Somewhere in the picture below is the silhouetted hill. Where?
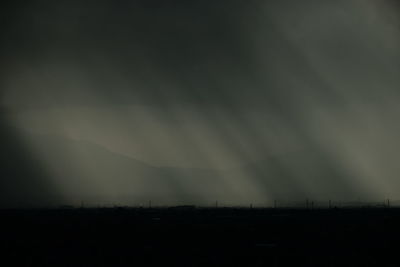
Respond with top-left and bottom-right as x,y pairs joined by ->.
7,131 -> 381,207
0,121 -> 62,207
24,133 -> 170,205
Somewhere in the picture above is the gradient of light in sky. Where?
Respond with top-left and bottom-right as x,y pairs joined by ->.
0,0 -> 399,207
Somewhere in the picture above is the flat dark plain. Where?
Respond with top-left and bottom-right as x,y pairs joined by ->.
1,207 -> 399,267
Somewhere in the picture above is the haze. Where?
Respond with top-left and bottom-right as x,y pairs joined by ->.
1,0 -> 399,207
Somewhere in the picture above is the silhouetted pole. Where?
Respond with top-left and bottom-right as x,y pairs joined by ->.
387,198 -> 390,208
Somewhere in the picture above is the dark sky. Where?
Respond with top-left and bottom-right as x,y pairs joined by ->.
1,0 -> 400,207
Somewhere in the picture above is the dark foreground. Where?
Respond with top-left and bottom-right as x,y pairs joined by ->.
1,207 -> 399,267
